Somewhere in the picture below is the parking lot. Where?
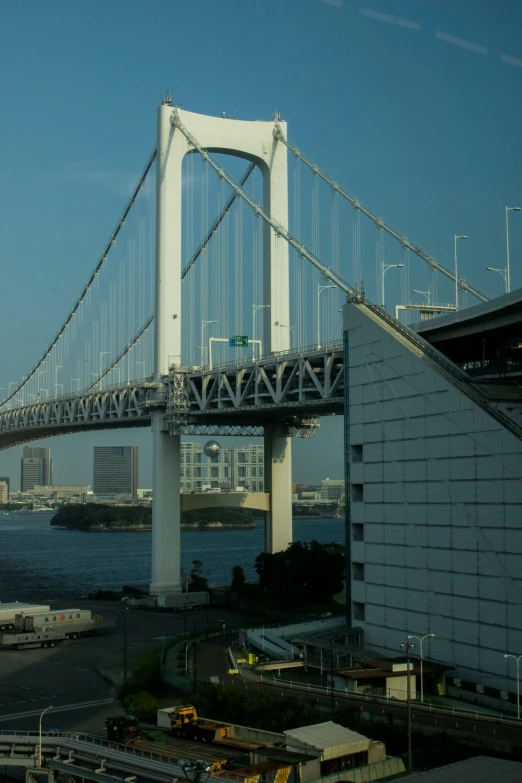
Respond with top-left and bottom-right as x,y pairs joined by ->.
0,600 -> 248,735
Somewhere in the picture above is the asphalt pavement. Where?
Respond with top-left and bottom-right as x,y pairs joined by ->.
0,600 -> 249,736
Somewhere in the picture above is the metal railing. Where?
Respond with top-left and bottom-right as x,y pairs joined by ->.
250,671 -> 521,725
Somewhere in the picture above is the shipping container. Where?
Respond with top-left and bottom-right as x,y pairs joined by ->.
15,609 -> 91,631
0,604 -> 50,630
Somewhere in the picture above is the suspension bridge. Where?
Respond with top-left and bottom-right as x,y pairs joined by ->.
0,100 -> 491,597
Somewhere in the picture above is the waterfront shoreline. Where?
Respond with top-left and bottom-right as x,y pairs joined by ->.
52,522 -> 257,532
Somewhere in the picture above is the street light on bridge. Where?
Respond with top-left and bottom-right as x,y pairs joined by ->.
454,235 -> 468,311
200,320 -> 217,366
317,284 -> 335,349
486,266 -> 508,293
252,304 -> 270,359
505,206 -> 521,293
381,264 -> 403,308
99,352 -> 112,391
411,289 -> 431,306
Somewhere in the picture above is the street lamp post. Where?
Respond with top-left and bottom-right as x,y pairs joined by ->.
134,360 -> 145,378
381,264 -> 404,308
486,267 -> 508,293
506,206 -> 521,293
54,365 -> 65,396
408,633 -> 435,703
400,639 -> 415,771
111,366 -> 121,384
200,320 -> 217,366
99,352 -> 112,391
124,602 -> 129,685
252,304 -> 270,359
38,704 -> 54,767
454,235 -> 468,311
71,377 -> 80,392
317,284 -> 336,349
504,653 -> 522,720
411,289 -> 431,306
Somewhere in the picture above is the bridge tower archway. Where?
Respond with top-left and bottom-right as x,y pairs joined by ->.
151,103 -> 292,595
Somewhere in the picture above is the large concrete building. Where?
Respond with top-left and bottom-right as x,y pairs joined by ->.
180,441 -> 264,492
20,447 -> 52,491
0,481 -> 8,503
0,476 -> 10,497
93,446 -> 139,499
343,291 -> 522,691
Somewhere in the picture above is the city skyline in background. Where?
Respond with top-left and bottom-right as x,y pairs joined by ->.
0,441 -> 344,493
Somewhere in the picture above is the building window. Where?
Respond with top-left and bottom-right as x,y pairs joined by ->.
351,484 -> 364,502
353,562 -> 365,582
351,444 -> 363,463
353,602 -> 366,621
352,523 -> 364,542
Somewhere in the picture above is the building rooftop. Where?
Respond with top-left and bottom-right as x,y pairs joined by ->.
284,721 -> 369,755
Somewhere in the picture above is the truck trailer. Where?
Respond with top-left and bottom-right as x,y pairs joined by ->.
1,613 -> 115,648
14,609 -> 92,632
0,603 -> 50,631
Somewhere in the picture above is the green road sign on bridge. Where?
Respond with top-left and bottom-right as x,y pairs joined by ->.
229,336 -> 249,347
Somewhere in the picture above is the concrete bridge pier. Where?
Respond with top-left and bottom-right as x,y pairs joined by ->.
264,424 -> 293,553
150,419 -> 181,594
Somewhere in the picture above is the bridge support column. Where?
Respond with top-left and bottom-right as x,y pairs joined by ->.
264,425 -> 292,553
150,415 -> 181,594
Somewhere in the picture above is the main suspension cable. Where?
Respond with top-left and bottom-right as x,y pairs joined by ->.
274,126 -> 489,304
1,148 -> 158,408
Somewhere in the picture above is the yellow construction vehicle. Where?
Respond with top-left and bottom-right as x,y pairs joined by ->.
169,706 -> 266,751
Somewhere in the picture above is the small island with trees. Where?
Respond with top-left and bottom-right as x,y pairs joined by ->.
50,503 -> 256,532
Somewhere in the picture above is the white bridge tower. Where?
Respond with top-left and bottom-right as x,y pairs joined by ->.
150,103 -> 292,595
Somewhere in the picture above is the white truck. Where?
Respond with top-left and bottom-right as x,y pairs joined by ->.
125,592 -> 209,610
0,603 -> 50,631
1,610 -> 115,649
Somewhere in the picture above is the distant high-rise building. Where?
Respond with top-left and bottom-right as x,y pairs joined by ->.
180,442 -> 203,490
93,447 -> 139,499
233,444 -> 264,492
0,476 -> 10,497
180,441 -> 264,492
21,448 -> 52,492
320,478 -> 344,501
0,481 -> 8,503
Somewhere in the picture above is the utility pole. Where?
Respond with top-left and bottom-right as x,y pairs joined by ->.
400,639 -> 415,771
123,602 -> 129,685
193,618 -> 197,690
330,639 -> 335,718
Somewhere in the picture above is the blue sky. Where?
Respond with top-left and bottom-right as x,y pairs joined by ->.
0,0 -> 521,489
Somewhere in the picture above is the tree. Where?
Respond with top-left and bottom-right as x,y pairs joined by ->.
255,541 -> 344,607
231,565 -> 246,595
189,559 -> 208,591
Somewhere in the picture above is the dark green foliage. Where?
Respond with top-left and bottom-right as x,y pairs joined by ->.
122,691 -> 162,722
231,565 -> 246,595
192,683 -> 319,733
255,540 -> 344,607
182,508 -> 255,527
189,559 -> 208,591
51,503 -> 150,530
50,504 -> 254,530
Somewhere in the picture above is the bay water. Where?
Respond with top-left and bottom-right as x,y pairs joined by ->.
0,512 -> 344,602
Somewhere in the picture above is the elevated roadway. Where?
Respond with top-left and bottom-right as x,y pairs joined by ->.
0,343 -> 344,449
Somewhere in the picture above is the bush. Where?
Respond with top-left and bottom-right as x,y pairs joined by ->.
122,691 -> 162,722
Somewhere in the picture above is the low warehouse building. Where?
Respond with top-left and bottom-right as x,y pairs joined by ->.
283,722 -> 400,781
